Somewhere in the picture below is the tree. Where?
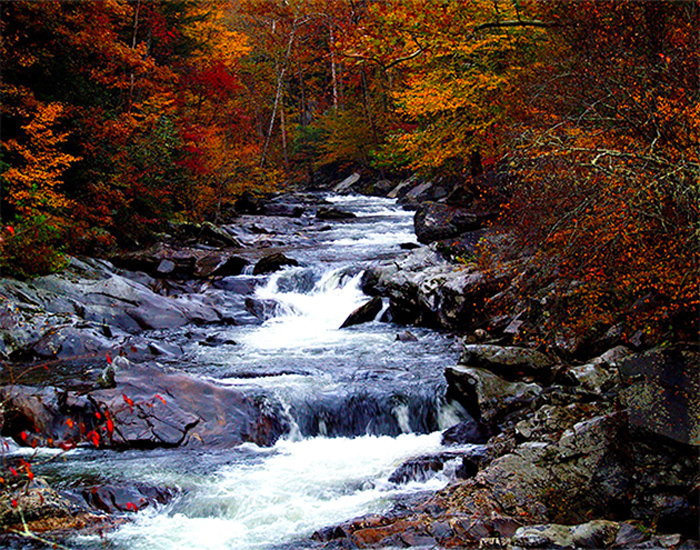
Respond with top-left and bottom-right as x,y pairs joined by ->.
492,1 -> 699,346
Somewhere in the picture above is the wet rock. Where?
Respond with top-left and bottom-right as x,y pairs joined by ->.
395,330 -> 417,342
316,207 -> 357,220
388,455 -> 445,484
0,385 -> 100,447
245,297 -> 283,321
194,254 -> 248,278
82,483 -> 176,514
340,297 -> 383,328
263,203 -> 305,217
2,364 -> 289,450
89,364 -> 289,449
441,418 -> 494,445
252,252 -> 299,275
113,243 -> 246,279
413,202 -> 481,244
445,365 -> 542,423
618,345 -> 700,447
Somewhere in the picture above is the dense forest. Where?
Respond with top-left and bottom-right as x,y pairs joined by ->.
1,0 -> 698,343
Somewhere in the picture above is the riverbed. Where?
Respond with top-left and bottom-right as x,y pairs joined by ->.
28,195 -> 467,550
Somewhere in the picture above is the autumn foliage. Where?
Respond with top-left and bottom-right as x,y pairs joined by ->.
1,0 -> 696,344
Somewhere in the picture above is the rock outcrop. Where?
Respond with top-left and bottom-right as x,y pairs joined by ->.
0,363 -> 289,450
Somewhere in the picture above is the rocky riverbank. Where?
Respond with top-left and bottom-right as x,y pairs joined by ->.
0,176 -> 697,548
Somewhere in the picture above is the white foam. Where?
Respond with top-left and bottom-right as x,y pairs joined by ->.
89,432 -> 447,550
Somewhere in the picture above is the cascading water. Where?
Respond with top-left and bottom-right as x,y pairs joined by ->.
38,195 -> 468,550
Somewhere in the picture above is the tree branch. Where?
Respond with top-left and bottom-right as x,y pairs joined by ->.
473,19 -> 551,32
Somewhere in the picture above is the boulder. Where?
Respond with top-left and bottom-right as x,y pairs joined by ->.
316,207 -> 357,220
252,252 -> 299,275
82,483 -> 176,514
1,364 -> 289,450
263,203 -> 305,217
441,418 -> 494,445
459,344 -> 557,382
0,385 -> 101,447
445,365 -> 542,423
89,364 -> 289,449
388,455 -> 446,484
340,296 -> 383,328
414,202 -> 481,244
332,172 -> 361,194
169,221 -> 241,248
618,346 -> 699,447
112,243 -> 246,279
512,520 -> 619,549
244,297 -> 284,321
363,248 -> 507,332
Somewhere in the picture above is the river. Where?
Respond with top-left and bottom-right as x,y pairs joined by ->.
35,195 -> 467,550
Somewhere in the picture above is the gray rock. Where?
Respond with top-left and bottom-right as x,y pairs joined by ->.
618,346 -> 700,446
459,344 -> 557,381
340,297 -> 383,328
445,365 -> 542,423
332,172 -> 361,194
1,364 -> 289,450
414,202 -> 481,244
316,207 -> 357,220
252,252 -> 299,275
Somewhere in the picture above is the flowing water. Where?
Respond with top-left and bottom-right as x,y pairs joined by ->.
36,195 -> 467,549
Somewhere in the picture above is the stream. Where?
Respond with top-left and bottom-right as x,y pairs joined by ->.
34,195 -> 468,550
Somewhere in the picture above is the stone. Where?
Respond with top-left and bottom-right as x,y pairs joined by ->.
235,190 -> 264,214
340,296 -> 383,328
414,202 -> 481,244
1,364 -> 289,450
389,456 -> 445,484
618,346 -> 700,446
252,252 -> 299,275
395,330 -> 418,342
316,207 -> 357,220
82,483 -> 176,514
89,364 -> 289,449
441,418 -> 494,445
263,203 -> 305,217
459,344 -> 557,382
445,365 -> 542,423
333,172 -> 361,194
0,477 -> 102,534
244,297 -> 283,321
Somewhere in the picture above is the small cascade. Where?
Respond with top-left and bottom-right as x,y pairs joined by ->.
56,194 -> 463,550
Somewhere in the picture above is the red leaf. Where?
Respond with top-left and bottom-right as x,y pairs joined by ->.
122,394 -> 134,407
106,353 -> 112,364
5,226 -> 14,237
11,499 -> 17,508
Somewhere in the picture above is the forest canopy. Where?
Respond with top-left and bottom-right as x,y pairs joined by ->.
1,0 -> 697,341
